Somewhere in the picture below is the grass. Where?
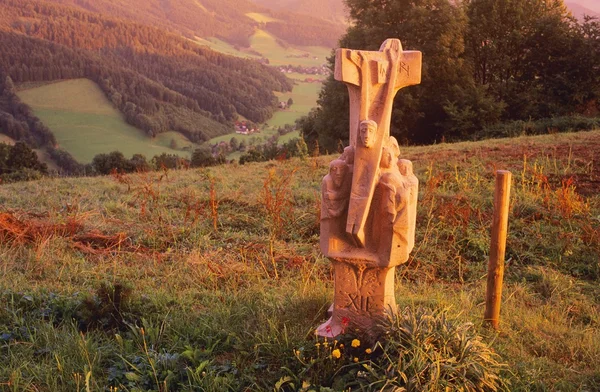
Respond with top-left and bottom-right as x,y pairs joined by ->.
17,79 -> 194,163
193,37 -> 262,60
0,129 -> 598,390
249,29 -> 330,67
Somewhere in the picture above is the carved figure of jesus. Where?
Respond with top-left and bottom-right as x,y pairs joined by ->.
360,120 -> 377,149
318,39 -> 421,338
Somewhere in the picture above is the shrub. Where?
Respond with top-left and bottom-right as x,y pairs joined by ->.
280,307 -> 507,391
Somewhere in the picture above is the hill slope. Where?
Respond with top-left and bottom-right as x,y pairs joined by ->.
252,0 -> 349,25
41,0 -> 345,47
0,129 -> 598,389
0,0 -> 298,169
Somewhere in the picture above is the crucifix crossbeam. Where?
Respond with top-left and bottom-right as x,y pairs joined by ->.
334,39 -> 422,247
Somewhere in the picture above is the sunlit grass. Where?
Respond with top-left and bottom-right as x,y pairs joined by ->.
0,130 -> 598,390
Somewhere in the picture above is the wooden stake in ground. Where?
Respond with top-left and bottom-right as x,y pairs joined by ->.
485,170 -> 512,329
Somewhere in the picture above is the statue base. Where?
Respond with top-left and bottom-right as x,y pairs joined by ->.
316,259 -> 397,338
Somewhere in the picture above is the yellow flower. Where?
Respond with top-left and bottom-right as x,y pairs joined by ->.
331,349 -> 341,359
351,339 -> 361,348
365,348 -> 372,354
323,340 -> 329,348
315,342 -> 321,347
353,357 -> 359,363
339,344 -> 344,348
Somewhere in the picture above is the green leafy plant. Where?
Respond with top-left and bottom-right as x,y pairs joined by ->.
282,307 -> 507,391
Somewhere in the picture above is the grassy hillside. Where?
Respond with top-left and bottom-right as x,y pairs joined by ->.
41,0 -> 343,48
250,29 -> 331,67
17,79 -> 193,163
251,0 -> 348,25
193,37 -> 262,59
0,130 -> 598,390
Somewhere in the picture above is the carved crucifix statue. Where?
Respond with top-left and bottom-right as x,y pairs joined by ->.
318,39 -> 421,338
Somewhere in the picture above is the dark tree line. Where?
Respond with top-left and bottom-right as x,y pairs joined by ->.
300,0 -> 600,150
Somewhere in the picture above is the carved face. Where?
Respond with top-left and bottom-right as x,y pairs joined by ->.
380,148 -> 393,169
330,160 -> 347,188
360,121 -> 376,148
398,159 -> 413,176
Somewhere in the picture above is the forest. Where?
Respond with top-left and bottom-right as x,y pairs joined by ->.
0,0 -> 294,162
299,0 -> 600,151
32,0 -> 344,48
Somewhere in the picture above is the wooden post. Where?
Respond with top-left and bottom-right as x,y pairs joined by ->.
484,170 -> 512,329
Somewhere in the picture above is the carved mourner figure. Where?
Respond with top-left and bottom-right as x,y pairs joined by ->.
317,39 -> 422,338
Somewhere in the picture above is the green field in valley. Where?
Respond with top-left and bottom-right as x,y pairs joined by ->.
17,79 -> 194,163
194,37 -> 262,60
249,29 -> 330,67
216,25 -> 331,150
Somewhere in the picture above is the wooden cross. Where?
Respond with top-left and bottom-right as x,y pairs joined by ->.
335,39 -> 422,247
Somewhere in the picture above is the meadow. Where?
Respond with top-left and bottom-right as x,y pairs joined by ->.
0,130 -> 598,390
17,80 -> 194,163
249,29 -> 331,68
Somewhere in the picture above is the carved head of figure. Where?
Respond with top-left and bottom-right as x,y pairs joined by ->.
329,159 -> 348,189
341,145 -> 355,165
388,136 -> 400,158
380,146 -> 395,169
398,159 -> 413,176
359,120 -> 377,148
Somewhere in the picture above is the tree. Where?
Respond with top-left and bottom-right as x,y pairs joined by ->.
463,0 -> 580,119
0,143 -> 11,174
229,137 -> 239,151
287,98 -> 294,107
130,154 -> 150,172
92,151 -> 132,174
304,0 -> 484,149
190,146 -> 215,167
6,141 -> 47,174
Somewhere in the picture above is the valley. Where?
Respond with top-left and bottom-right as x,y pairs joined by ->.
0,0 -> 337,168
